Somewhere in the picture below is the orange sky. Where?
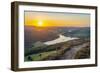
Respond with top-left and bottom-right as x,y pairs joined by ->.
25,11 -> 90,27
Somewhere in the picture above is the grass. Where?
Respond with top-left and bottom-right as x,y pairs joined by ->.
25,45 -> 71,61
25,51 -> 57,61
25,39 -> 90,61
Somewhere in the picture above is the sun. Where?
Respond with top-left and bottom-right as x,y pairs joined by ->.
37,21 -> 43,27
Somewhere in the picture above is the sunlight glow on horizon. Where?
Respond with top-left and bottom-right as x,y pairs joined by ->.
25,11 -> 90,27
37,20 -> 43,27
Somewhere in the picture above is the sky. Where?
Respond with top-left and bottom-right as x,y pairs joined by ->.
25,11 -> 90,27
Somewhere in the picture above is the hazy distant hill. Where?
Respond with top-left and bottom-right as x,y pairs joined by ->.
61,27 -> 90,38
24,26 -> 90,49
24,26 -> 59,48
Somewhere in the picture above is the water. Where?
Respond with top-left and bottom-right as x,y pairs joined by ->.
44,34 -> 78,45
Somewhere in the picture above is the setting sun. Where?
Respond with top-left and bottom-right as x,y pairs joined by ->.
37,21 -> 43,27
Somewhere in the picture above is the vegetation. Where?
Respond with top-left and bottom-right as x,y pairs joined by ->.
24,39 -> 90,61
24,26 -> 90,61
25,51 -> 56,61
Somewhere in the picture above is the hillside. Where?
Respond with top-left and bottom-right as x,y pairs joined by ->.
24,26 -> 90,49
25,38 -> 90,61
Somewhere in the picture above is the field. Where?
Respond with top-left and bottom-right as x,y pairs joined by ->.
25,38 -> 90,61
